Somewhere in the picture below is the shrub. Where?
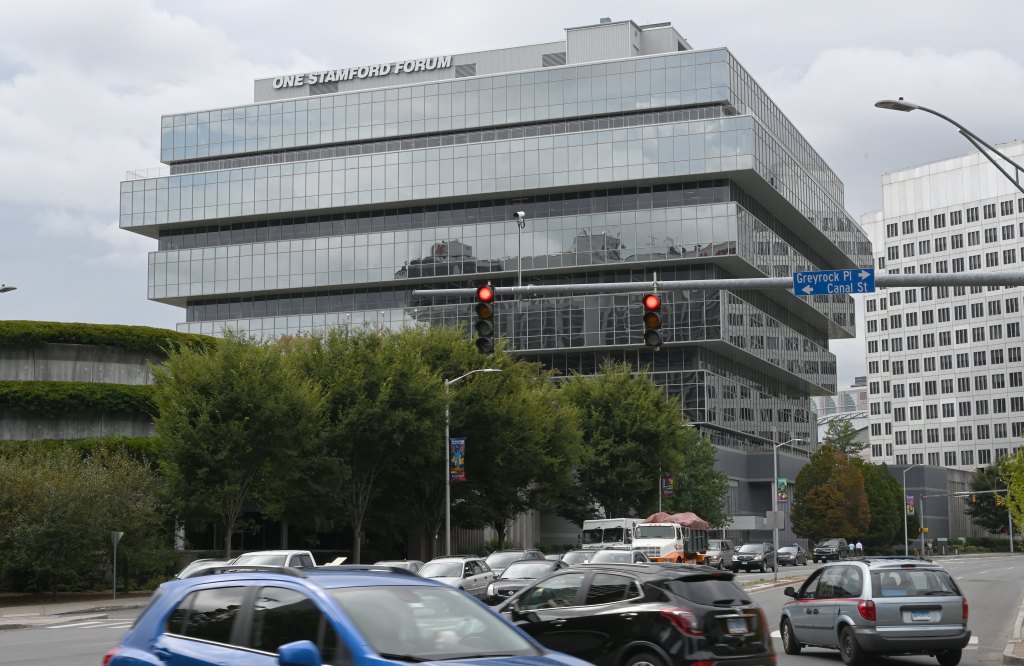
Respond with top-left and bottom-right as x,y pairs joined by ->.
0,321 -> 214,355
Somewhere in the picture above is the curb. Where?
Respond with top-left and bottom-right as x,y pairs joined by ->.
0,612 -> 107,632
1005,598 -> 1024,665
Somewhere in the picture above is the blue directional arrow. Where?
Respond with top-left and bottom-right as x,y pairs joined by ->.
793,268 -> 875,296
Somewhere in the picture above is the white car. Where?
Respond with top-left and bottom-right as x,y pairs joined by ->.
231,549 -> 316,568
418,556 -> 495,598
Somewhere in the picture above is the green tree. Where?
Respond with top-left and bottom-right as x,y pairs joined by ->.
288,328 -> 446,562
0,447 -> 171,594
792,445 -> 870,541
662,431 -> 731,528
822,418 -> 867,458
152,333 -> 326,556
450,356 -> 582,548
560,361 -> 701,519
1002,451 -> 1024,542
852,460 -> 904,549
964,464 -> 1010,534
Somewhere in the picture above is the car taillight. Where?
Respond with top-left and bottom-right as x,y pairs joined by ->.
756,606 -> 768,632
962,597 -> 969,621
660,607 -> 703,636
857,599 -> 876,622
102,647 -> 120,666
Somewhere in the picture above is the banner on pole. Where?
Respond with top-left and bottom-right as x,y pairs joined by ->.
450,437 -> 466,483
905,495 -> 915,516
661,473 -> 674,498
776,478 -> 789,504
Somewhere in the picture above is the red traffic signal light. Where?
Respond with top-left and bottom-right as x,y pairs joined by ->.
475,283 -> 495,354
642,293 -> 663,348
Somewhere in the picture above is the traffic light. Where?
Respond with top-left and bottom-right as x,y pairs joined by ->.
971,494 -> 977,503
642,293 -> 663,348
475,283 -> 495,354
995,494 -> 1004,507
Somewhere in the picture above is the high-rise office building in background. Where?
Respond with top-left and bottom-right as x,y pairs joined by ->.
862,141 -> 1024,470
119,19 -> 870,468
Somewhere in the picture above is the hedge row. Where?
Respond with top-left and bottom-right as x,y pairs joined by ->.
0,321 -> 214,355
0,380 -> 157,417
0,435 -> 161,458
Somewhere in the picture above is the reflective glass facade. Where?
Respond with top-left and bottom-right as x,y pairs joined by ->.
121,23 -> 870,452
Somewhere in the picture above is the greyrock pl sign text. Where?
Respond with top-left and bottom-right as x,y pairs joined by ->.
273,55 -> 453,89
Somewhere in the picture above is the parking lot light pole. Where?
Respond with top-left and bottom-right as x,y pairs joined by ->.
444,368 -> 502,556
903,464 -> 924,556
773,439 -> 806,582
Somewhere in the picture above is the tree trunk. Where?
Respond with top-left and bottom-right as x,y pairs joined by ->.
224,520 -> 234,559
492,521 -> 506,549
353,521 -> 363,563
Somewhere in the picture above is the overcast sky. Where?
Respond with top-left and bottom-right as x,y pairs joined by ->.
2,0 -> 1023,387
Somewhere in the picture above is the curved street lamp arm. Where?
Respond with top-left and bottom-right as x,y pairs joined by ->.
957,130 -> 1024,197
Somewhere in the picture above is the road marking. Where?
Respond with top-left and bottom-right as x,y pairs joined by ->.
46,620 -> 107,629
46,620 -> 133,630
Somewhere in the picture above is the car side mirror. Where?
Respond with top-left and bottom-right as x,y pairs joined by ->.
278,640 -> 321,666
783,586 -> 798,599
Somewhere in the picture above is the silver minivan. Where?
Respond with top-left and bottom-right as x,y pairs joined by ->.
704,539 -> 735,570
780,557 -> 969,666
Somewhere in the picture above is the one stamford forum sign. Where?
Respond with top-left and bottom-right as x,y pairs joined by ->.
273,55 -> 453,89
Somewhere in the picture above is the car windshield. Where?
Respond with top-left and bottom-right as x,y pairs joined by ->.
663,577 -> 751,606
486,552 -> 527,569
590,550 -> 633,563
778,547 -> 797,554
561,551 -> 594,565
500,561 -> 554,580
331,585 -> 539,660
233,553 -> 287,566
819,540 -> 841,548
873,568 -> 960,597
737,544 -> 764,553
634,525 -> 675,539
175,560 -> 225,578
377,561 -> 417,571
419,561 -> 463,578
707,540 -> 724,551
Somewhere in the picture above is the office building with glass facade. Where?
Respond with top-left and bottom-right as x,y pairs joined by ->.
862,140 -> 1024,470
120,19 -> 869,476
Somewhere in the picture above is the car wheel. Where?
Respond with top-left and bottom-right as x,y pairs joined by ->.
716,559 -> 724,570
732,565 -> 740,573
936,649 -> 962,666
781,618 -> 801,655
621,651 -> 665,666
759,561 -> 766,573
839,626 -> 865,665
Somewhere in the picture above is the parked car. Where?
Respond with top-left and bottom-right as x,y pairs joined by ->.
231,549 -> 317,568
558,549 -> 595,565
103,566 -> 592,666
486,559 -> 567,605
172,558 -> 229,580
780,556 -> 969,665
485,549 -> 546,576
497,563 -> 775,666
733,543 -> 776,573
373,559 -> 425,574
777,545 -> 807,566
589,548 -> 650,564
419,555 -> 495,598
812,538 -> 848,563
704,539 -> 735,570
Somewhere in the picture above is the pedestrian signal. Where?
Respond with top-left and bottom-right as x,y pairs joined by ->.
642,293 -> 663,348
475,284 -> 495,354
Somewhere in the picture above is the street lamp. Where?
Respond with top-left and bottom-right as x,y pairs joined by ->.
772,438 -> 807,582
444,368 -> 502,556
903,464 -> 925,556
514,212 -> 526,296
875,98 -> 1024,196
0,284 -> 15,293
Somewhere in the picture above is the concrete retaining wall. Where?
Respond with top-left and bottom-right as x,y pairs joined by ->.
0,413 -> 155,440
0,343 -> 162,385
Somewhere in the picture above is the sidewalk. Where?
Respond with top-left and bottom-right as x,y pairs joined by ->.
1006,596 -> 1024,665
0,593 -> 150,631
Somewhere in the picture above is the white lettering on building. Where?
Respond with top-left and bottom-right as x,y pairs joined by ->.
272,55 -> 454,89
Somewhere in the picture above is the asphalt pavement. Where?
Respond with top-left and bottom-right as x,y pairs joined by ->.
1,555 -> 1021,663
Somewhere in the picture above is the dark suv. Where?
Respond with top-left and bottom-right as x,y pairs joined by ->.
499,563 -> 775,666
813,538 -> 848,563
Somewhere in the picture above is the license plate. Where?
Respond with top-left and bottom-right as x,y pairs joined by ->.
911,610 -> 931,621
727,618 -> 747,634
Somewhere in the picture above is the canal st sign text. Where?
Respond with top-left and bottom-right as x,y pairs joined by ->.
793,268 -> 876,296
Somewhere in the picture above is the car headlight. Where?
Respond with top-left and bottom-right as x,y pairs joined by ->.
753,555 -> 762,560
487,584 -> 494,596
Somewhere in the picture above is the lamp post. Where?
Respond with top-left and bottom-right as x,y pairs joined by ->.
772,438 -> 807,582
903,464 -> 924,556
444,368 -> 502,556
0,284 -> 15,293
875,98 -> 1024,196
514,212 -> 526,296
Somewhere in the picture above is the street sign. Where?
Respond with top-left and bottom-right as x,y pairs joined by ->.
793,268 -> 875,296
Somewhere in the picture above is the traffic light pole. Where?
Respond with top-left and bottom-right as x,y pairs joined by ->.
413,271 -> 1024,300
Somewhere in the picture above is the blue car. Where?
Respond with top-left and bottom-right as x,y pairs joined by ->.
103,565 -> 591,666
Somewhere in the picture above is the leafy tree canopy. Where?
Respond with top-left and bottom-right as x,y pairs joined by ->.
792,444 -> 870,542
852,460 -> 903,549
822,418 -> 867,458
964,464 -> 1010,534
